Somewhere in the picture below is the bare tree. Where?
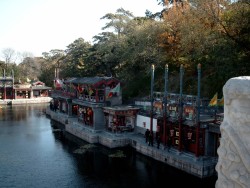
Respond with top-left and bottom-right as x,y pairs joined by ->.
1,48 -> 16,69
18,51 -> 34,64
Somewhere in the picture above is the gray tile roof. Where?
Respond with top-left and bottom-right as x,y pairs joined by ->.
64,76 -> 119,85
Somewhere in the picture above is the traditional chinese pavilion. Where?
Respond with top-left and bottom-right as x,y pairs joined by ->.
14,81 -> 51,99
0,70 -> 14,99
51,76 -> 134,131
135,92 -> 222,158
103,105 -> 140,132
0,69 -> 51,100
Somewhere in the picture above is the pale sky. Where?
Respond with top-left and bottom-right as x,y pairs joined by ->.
0,0 -> 162,60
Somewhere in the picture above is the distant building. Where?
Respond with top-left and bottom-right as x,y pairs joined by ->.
0,69 -> 51,100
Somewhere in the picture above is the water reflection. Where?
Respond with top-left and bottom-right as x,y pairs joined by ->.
0,104 -> 217,188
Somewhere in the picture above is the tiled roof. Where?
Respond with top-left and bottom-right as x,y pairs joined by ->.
73,77 -> 105,84
31,86 -> 52,90
64,76 -> 119,85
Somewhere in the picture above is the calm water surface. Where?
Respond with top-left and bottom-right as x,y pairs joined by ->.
0,104 -> 217,188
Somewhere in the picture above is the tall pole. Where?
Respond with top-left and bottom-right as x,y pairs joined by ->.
196,63 -> 201,157
150,64 -> 155,134
12,69 -> 14,99
54,68 -> 57,79
3,69 -> 6,100
163,64 -> 168,146
178,64 -> 184,152
12,69 -> 14,83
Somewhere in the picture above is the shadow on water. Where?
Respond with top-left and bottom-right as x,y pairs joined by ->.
51,121 -> 217,188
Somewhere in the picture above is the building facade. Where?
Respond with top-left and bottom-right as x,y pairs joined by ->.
0,70 -> 51,101
50,76 -> 139,132
134,92 -> 223,158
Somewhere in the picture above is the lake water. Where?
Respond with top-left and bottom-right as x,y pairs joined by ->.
0,104 -> 217,188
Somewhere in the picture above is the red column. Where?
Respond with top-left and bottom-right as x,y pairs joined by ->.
163,114 -> 167,146
195,123 -> 200,157
178,123 -> 182,151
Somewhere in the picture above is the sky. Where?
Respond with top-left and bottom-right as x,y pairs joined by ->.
0,0 -> 163,60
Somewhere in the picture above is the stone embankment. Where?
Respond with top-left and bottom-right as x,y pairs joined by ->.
46,107 -> 217,179
0,97 -> 52,105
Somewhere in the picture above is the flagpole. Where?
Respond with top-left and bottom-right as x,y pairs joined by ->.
178,64 -> 184,152
150,64 -> 155,134
163,64 -> 168,146
196,63 -> 201,157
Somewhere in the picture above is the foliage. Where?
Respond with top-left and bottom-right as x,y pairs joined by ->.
2,1 -> 249,101
61,38 -> 92,78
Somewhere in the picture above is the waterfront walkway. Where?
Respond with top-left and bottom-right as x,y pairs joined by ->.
46,108 -> 218,179
0,98 -> 52,105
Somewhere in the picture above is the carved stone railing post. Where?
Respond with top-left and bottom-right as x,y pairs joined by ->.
216,76 -> 250,188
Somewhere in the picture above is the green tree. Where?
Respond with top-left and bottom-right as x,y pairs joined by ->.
62,38 -> 91,78
39,49 -> 65,86
28,0 -> 250,101
101,8 -> 134,38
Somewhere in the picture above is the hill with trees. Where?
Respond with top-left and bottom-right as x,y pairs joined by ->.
1,0 -> 249,102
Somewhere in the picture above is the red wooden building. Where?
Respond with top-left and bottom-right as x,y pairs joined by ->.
135,92 -> 222,158
0,70 -> 51,100
0,69 -> 14,99
51,76 -> 130,131
14,81 -> 51,99
103,106 -> 140,132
